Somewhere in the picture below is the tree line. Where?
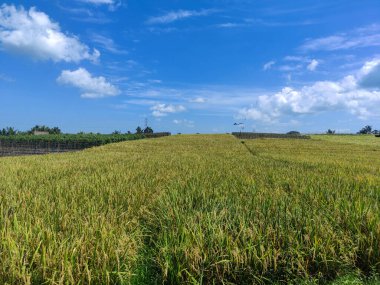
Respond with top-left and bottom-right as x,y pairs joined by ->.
326,125 -> 379,135
1,125 -> 155,136
0,125 -> 62,136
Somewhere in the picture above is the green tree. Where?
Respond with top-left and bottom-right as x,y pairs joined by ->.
136,126 -> 143,134
0,127 -> 17,136
50,127 -> 62,134
358,125 -> 372,134
143,126 -> 153,134
326,129 -> 335,134
287,131 -> 300,136
29,125 -> 61,134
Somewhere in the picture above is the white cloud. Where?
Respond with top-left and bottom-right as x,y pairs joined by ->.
0,4 -> 99,62
283,56 -> 308,62
273,56 -> 320,72
263,60 -> 275,71
238,59 -> 380,122
146,9 -> 215,25
173,119 -> 194,128
151,103 -> 186,117
189,97 -> 206,103
238,108 -> 272,122
124,99 -> 158,105
57,68 -> 120,98
300,24 -> 380,51
307,59 -> 319,71
278,64 -> 302,72
358,59 -> 380,89
216,22 -> 247,29
77,0 -> 121,10
148,79 -> 162,84
79,0 -> 115,4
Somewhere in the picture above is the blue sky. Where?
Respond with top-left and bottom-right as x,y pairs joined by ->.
0,0 -> 380,134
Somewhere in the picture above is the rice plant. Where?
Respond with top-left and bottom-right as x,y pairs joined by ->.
0,135 -> 379,284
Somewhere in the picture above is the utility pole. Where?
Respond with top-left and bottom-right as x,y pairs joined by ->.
233,122 -> 244,135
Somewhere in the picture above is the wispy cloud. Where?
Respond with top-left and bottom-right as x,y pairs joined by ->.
148,79 -> 162,84
0,4 -> 99,62
57,68 -> 120,98
59,3 -> 115,23
259,4 -> 328,16
146,27 -> 178,34
263,61 -> 276,71
254,19 -> 317,27
121,85 -> 267,113
91,34 -> 127,54
124,99 -> 158,106
215,22 -> 248,29
307,59 -> 319,71
76,0 -> 121,11
284,56 -> 308,62
151,103 -> 186,117
173,119 -> 194,128
79,0 -> 115,4
278,64 -> 303,72
267,56 -> 320,73
146,9 -> 216,25
300,24 -> 380,51
215,18 -> 316,30
0,73 -> 14,82
189,97 -> 206,103
57,5 -> 93,17
72,15 -> 113,24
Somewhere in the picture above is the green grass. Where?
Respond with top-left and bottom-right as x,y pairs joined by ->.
0,135 -> 379,284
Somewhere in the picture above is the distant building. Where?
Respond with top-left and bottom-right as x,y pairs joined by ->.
33,131 -> 49,136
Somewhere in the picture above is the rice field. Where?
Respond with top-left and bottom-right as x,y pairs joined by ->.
312,134 -> 380,147
0,134 -> 379,284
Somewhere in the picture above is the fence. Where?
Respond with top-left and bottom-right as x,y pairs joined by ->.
0,145 -> 75,156
144,132 -> 171,138
0,140 -> 106,156
232,132 -> 310,139
0,132 -> 171,157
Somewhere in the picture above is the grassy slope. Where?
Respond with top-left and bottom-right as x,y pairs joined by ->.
0,135 -> 379,284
